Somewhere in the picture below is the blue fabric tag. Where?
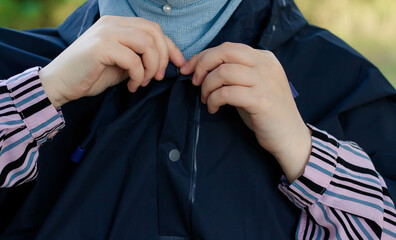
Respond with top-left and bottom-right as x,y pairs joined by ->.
289,82 -> 298,98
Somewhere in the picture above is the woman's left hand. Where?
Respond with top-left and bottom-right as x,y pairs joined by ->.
180,42 -> 312,182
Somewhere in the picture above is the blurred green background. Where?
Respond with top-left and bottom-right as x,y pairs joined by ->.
0,0 -> 395,87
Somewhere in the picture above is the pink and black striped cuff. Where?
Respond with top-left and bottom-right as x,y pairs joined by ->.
5,67 -> 65,144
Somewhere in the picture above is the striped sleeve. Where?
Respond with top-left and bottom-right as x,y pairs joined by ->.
0,67 -> 65,188
279,125 -> 396,240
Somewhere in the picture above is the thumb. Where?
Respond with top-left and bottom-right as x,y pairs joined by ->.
179,51 -> 202,75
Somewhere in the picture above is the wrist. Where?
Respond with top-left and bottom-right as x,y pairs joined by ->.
39,66 -> 69,108
275,123 -> 312,183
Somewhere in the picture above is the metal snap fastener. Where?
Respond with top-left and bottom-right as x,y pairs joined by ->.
169,149 -> 180,162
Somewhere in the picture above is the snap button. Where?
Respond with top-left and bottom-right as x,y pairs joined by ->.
169,149 -> 180,162
163,4 -> 172,13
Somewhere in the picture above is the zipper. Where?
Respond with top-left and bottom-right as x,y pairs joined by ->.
70,88 -> 116,163
265,0 -> 287,47
188,94 -> 201,234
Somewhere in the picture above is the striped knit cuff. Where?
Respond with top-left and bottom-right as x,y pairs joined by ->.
279,124 -> 339,208
5,67 -> 65,145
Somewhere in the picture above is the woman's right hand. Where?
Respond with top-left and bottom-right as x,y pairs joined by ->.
40,16 -> 186,108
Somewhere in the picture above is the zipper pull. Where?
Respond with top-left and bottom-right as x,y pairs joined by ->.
70,145 -> 86,163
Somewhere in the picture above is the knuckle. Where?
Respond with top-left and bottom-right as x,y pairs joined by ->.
97,16 -> 108,24
162,40 -> 170,56
197,52 -> 211,68
168,41 -> 177,52
160,57 -> 169,69
162,49 -> 170,62
145,62 -> 156,74
151,22 -> 162,32
217,65 -> 228,78
146,21 -> 163,37
201,91 -> 208,100
221,41 -> 233,49
144,35 -> 156,49
262,50 -> 276,59
241,44 -> 254,53
94,25 -> 112,39
131,56 -> 142,69
207,94 -> 215,105
98,15 -> 114,25
258,50 -> 279,66
94,23 -> 106,33
221,42 -> 250,51
219,87 -> 230,100
92,36 -> 108,50
194,59 -> 204,74
268,52 -> 277,60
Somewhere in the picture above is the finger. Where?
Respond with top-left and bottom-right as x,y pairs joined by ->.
111,17 -> 186,69
135,20 -> 169,81
141,44 -> 160,85
153,34 -> 169,81
88,66 -> 127,96
134,29 -> 184,81
121,29 -> 183,82
117,28 -> 160,86
101,17 -> 167,80
165,35 -> 186,67
206,86 -> 253,114
179,50 -> 204,76
105,43 -> 144,93
201,64 -> 254,103
98,17 -> 185,80
180,42 -> 256,85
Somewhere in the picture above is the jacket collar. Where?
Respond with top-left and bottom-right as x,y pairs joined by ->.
58,0 -> 307,50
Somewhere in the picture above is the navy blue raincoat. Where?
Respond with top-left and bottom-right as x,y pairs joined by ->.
0,0 -> 395,239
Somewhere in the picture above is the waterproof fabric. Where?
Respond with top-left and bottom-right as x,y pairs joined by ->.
0,0 -> 395,239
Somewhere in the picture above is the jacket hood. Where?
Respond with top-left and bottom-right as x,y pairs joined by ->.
58,0 -> 307,50
258,0 -> 307,50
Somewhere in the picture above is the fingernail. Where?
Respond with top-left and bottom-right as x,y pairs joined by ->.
192,75 -> 197,85
179,62 -> 187,71
133,87 -> 138,93
181,57 -> 187,66
144,76 -> 151,84
143,78 -> 150,86
159,69 -> 165,79
179,62 -> 187,72
209,107 -> 218,114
